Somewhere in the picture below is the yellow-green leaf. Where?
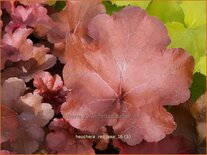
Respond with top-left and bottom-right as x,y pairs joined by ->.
111,0 -> 151,9
196,56 -> 206,75
147,0 -> 184,23
166,22 -> 206,74
181,1 -> 206,28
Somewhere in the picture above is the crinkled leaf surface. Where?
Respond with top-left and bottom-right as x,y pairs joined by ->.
1,77 -> 26,108
9,4 -> 52,38
46,118 -> 95,154
33,71 -> 68,114
11,5 -> 49,26
33,71 -> 63,93
1,78 -> 54,153
1,45 -> 57,83
62,7 -> 194,145
1,27 -> 33,69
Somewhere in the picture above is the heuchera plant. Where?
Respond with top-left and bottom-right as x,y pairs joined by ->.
1,0 -> 205,154
61,4 -> 194,145
1,78 -> 54,153
33,71 -> 68,114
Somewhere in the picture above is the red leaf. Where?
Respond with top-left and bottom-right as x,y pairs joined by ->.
113,135 -> 196,154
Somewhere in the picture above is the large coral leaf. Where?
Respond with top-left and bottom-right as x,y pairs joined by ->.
62,7 -> 194,145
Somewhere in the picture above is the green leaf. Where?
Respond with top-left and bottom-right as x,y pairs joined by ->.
147,0 -> 184,23
166,1 -> 206,75
181,1 -> 206,28
103,1 -> 124,15
190,72 -> 206,101
55,0 -> 66,11
111,0 -> 151,9
166,22 -> 206,71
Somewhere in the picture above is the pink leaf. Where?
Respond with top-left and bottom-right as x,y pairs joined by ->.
18,0 -> 47,6
10,4 -> 50,36
47,0 -> 105,43
1,27 -> 33,69
1,77 -> 26,108
0,150 -> 13,154
1,105 -> 19,144
44,0 -> 105,63
46,118 -> 95,154
34,71 -> 63,93
1,78 -> 54,153
33,71 -> 68,114
1,45 -> 57,83
62,7 -> 194,145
